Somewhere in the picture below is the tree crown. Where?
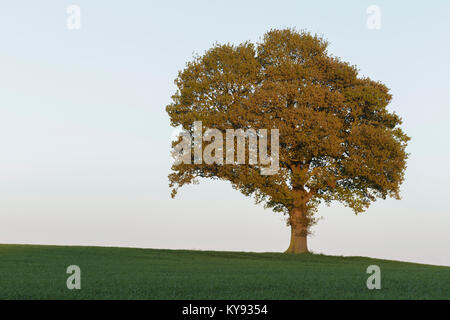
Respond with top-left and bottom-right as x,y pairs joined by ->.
166,28 -> 409,228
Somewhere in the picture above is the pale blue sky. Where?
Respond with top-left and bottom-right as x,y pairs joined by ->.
1,1 -> 449,266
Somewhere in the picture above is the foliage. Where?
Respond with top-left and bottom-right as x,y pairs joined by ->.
166,29 -> 409,231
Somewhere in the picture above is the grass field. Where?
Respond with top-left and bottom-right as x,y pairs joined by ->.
0,244 -> 448,299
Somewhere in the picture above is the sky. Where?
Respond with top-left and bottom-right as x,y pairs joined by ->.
0,1 -> 449,266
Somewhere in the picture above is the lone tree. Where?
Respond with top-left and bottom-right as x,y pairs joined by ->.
166,29 -> 409,253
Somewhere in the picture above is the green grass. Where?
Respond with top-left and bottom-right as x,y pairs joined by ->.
0,244 -> 448,299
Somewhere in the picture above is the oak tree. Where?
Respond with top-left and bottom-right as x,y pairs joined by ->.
166,29 -> 409,253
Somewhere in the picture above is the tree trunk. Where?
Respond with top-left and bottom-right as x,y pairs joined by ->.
285,207 -> 309,253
